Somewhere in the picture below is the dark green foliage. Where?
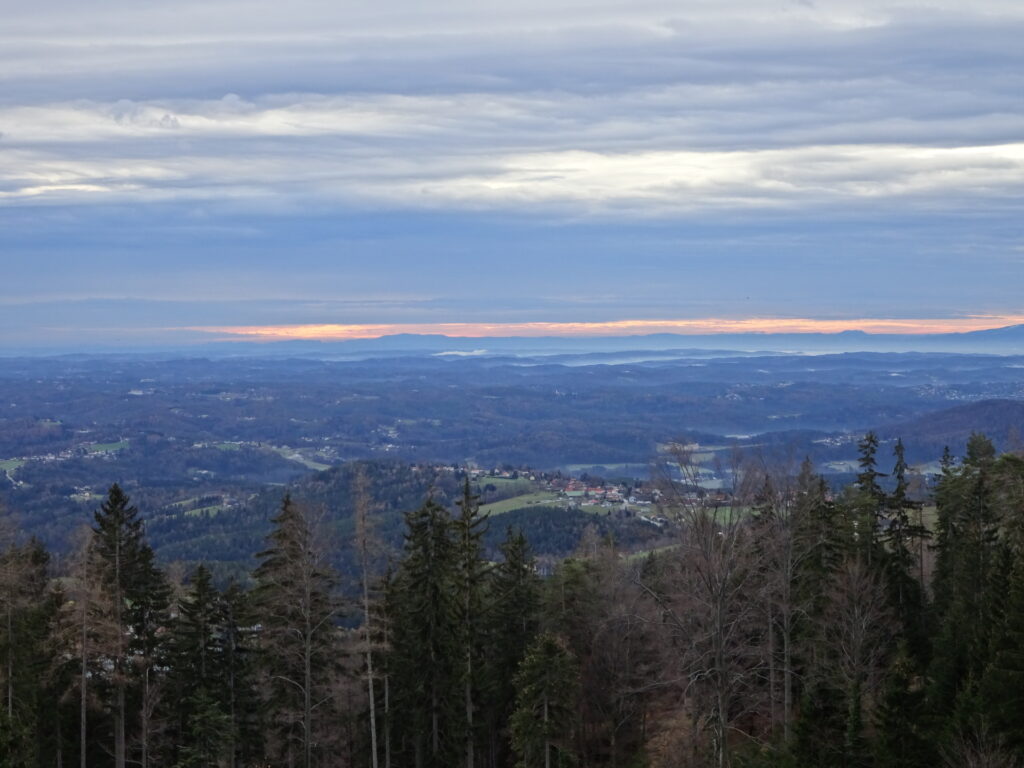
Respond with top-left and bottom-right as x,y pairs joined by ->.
91,483 -> 171,768
8,430 -> 1024,768
174,688 -> 232,768
388,497 -> 462,767
454,479 -> 490,767
791,678 -> 846,768
927,437 -> 1005,719
169,565 -> 231,766
873,644 -> 931,768
253,495 -> 340,768
977,551 -> 1024,758
483,528 -> 541,767
510,633 -> 579,768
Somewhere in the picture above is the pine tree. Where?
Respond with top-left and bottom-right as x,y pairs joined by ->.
389,496 -> 461,768
883,439 -> 929,665
976,550 -> 1024,758
254,495 -> 340,768
873,643 -> 931,768
854,432 -> 887,566
91,483 -> 167,768
0,523 -> 50,766
170,565 -> 229,766
174,688 -> 233,768
483,528 -> 540,768
221,582 -> 263,768
454,478 -> 489,768
510,633 -> 579,768
927,435 -> 1004,722
128,544 -> 171,768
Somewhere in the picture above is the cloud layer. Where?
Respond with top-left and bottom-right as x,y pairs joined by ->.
2,0 -> 1023,345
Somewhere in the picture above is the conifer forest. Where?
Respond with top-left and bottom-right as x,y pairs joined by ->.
1,432 -> 1023,768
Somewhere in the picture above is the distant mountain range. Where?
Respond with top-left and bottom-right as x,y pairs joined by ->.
6,324 -> 1024,359
193,324 -> 1024,358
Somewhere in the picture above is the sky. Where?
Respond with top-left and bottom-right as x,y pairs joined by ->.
2,0 -> 1023,349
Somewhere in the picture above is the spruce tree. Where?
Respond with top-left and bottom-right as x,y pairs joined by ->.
854,431 -> 887,566
927,435 -> 1005,738
454,478 -> 488,768
977,550 -> 1024,758
510,633 -> 579,768
883,439 -> 928,665
92,484 -> 166,768
221,582 -> 263,768
254,495 -> 340,768
170,565 -> 228,766
0,531 -> 50,766
484,528 -> 540,767
389,496 -> 461,768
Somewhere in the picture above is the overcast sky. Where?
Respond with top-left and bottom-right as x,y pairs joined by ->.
2,0 -> 1023,347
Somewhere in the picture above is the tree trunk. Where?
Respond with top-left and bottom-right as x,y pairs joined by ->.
114,524 -> 126,768
115,684 -> 126,768
305,629 -> 313,768
767,600 -> 777,737
6,602 -> 12,719
543,692 -> 550,768
228,632 -> 237,768
141,667 -> 150,768
80,629 -> 87,768
465,644 -> 474,768
362,563 -> 379,768
782,608 -> 793,745
384,671 -> 391,768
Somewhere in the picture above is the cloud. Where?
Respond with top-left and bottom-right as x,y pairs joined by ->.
1,0 -> 1022,343
194,314 -> 1024,341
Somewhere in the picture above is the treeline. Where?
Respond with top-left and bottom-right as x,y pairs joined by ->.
1,433 -> 1024,767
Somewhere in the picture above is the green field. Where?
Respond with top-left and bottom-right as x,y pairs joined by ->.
480,492 -> 563,516
216,442 -> 242,451
185,504 -> 224,518
87,440 -> 129,453
0,459 -> 26,473
270,446 -> 331,472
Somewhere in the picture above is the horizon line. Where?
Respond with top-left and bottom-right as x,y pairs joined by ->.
190,315 -> 1024,342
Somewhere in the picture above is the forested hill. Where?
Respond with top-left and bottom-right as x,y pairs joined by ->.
144,460 -> 663,583
875,398 -> 1024,458
3,433 -> 1024,767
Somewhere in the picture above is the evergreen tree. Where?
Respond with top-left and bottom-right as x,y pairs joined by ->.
0,530 -> 50,767
92,484 -> 167,768
254,495 -> 340,768
510,633 -> 579,768
127,544 -> 171,768
174,688 -> 233,768
484,528 -> 541,768
883,439 -> 929,665
873,643 -> 931,768
927,435 -> 1004,723
221,582 -> 264,768
170,565 -> 228,766
454,478 -> 489,768
977,550 -> 1024,758
854,432 -> 887,566
389,496 -> 461,768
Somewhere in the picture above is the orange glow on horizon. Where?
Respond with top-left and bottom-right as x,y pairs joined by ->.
189,315 -> 1024,342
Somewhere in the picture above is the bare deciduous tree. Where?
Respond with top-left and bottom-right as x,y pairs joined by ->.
821,558 -> 894,762
637,443 -> 767,768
